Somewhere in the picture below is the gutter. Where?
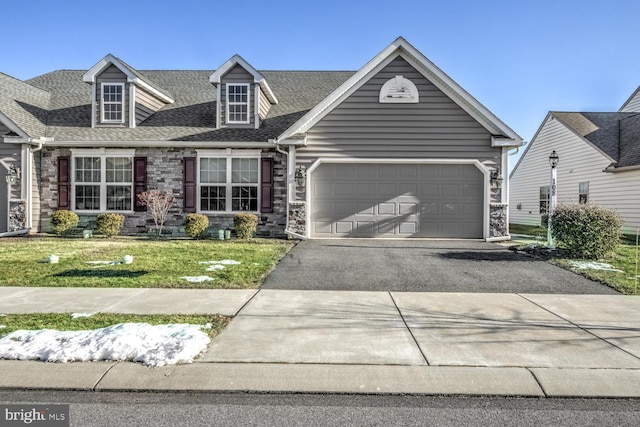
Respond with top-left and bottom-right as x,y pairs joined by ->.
603,164 -> 640,173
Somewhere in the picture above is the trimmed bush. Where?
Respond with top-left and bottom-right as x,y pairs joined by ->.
96,213 -> 125,238
234,213 -> 258,239
51,210 -> 79,236
184,213 -> 209,239
550,203 -> 622,259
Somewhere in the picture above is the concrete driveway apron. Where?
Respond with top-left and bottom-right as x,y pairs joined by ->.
261,240 -> 617,294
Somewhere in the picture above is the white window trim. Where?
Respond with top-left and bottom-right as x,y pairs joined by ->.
100,82 -> 125,124
70,149 -> 135,213
226,83 -> 251,124
196,149 -> 261,213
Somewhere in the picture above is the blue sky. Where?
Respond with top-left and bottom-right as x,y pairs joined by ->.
3,0 -> 639,167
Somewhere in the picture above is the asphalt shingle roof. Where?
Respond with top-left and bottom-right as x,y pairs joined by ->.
18,69 -> 354,142
0,72 -> 51,138
552,111 -> 640,167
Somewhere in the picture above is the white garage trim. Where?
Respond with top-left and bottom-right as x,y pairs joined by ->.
305,158 -> 491,239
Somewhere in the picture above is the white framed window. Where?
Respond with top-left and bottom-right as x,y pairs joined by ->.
198,150 -> 260,212
72,149 -> 134,212
579,182 -> 589,204
101,83 -> 125,123
226,83 -> 250,124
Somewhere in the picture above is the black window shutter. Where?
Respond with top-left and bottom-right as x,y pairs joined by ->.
183,157 -> 197,213
260,157 -> 274,213
133,157 -> 147,212
57,156 -> 71,209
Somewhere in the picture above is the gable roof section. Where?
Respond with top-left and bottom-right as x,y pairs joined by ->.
619,85 -> 640,112
0,72 -> 51,139
619,113 -> 640,167
277,37 -> 523,146
209,54 -> 278,104
82,54 -> 175,104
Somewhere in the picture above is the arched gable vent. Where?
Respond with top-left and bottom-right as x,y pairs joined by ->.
379,75 -> 419,103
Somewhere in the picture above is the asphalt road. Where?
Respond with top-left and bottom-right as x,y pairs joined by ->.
262,240 -> 618,293
2,391 -> 639,427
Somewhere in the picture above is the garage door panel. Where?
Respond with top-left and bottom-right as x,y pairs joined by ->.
378,203 -> 396,216
311,163 -> 483,238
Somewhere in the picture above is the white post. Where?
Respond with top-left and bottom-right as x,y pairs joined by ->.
548,163 -> 557,247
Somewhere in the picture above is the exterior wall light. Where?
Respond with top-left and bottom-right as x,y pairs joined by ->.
295,166 -> 306,187
5,163 -> 21,185
490,168 -> 503,188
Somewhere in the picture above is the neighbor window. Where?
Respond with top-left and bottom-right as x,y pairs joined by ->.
73,152 -> 133,211
101,83 -> 124,123
199,156 -> 258,212
539,186 -> 550,214
579,182 -> 589,204
226,84 -> 250,123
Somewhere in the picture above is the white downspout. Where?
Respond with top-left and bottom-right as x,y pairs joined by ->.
26,138 -> 45,232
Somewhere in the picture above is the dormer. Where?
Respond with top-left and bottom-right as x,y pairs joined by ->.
209,55 -> 278,130
82,54 -> 174,128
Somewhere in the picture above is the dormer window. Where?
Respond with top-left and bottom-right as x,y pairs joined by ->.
226,83 -> 250,124
101,83 -> 124,123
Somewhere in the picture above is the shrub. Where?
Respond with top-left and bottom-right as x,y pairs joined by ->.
234,213 -> 258,239
96,213 -> 125,238
184,213 -> 209,239
550,203 -> 622,259
51,210 -> 79,236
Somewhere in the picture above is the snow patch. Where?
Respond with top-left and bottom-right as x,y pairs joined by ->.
568,261 -> 623,272
0,325 -> 5,329
0,323 -> 211,367
206,265 -> 225,271
181,276 -> 214,283
87,255 -> 134,268
71,313 -> 94,319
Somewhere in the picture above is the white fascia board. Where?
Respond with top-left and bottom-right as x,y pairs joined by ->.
276,136 -> 306,146
47,140 -> 276,149
491,136 -> 524,147
82,54 -> 174,104
0,111 -> 29,139
209,54 -> 278,104
278,37 -> 523,144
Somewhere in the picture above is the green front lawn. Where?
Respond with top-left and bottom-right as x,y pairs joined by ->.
0,236 -> 293,288
0,313 -> 229,338
555,244 -> 640,295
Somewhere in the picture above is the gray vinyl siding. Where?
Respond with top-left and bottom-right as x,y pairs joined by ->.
258,88 -> 271,121
31,150 -> 41,231
299,57 -> 497,165
95,65 -> 129,127
220,64 -> 255,128
509,115 -> 640,233
135,86 -> 166,125
620,89 -> 640,112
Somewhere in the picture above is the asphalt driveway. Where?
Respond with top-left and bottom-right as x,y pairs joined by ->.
261,240 -> 618,294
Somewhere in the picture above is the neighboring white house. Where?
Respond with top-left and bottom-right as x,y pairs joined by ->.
509,88 -> 640,234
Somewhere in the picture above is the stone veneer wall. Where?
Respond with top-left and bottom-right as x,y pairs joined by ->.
8,199 -> 27,232
39,147 -> 287,237
286,201 -> 306,236
489,203 -> 508,238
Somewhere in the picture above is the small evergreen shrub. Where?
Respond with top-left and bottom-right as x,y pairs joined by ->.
51,210 -> 79,236
550,203 -> 622,259
234,213 -> 258,239
184,213 -> 209,239
96,213 -> 125,238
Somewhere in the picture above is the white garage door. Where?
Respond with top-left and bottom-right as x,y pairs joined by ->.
310,163 -> 484,238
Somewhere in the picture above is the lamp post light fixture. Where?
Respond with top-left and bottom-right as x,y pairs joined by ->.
490,168 -> 503,188
295,166 -> 306,187
5,163 -> 21,185
547,150 -> 559,246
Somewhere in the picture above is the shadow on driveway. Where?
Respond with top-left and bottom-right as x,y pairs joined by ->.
261,240 -> 618,294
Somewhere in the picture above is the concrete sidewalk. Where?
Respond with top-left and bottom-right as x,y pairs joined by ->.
1,287 -> 639,397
